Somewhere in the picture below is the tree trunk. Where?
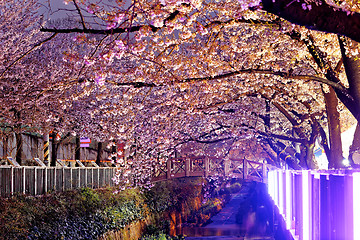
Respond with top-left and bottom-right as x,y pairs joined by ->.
50,132 -> 58,166
263,138 -> 302,169
75,136 -> 80,161
111,140 -> 117,163
318,123 -> 331,165
298,144 -> 309,169
324,87 -> 344,168
305,143 -> 317,169
349,123 -> 360,166
339,37 -> 360,122
262,99 -> 271,139
15,132 -> 22,165
96,142 -> 102,165
3,135 -> 8,159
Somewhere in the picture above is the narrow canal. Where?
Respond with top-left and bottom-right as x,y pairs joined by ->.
181,182 -> 287,240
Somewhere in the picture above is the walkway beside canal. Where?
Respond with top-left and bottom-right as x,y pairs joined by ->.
183,181 -> 275,240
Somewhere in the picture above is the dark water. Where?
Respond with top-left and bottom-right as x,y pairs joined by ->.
181,183 -> 274,240
182,225 -> 245,239
182,192 -> 247,239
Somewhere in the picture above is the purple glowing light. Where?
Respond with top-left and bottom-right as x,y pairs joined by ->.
302,170 -> 310,240
353,172 -> 360,240
285,171 -> 292,230
268,170 -> 275,201
279,170 -> 284,216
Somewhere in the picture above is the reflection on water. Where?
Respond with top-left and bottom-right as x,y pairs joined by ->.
182,225 -> 245,238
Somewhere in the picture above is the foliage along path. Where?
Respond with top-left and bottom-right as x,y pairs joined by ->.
182,182 -> 274,240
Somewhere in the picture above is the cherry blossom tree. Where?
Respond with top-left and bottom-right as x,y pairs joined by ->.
37,1 -> 329,162
2,0 -> 360,183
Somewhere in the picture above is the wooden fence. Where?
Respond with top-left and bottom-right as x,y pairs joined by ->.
0,166 -> 116,197
1,157 -> 271,197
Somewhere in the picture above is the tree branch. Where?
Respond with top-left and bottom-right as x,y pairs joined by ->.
0,33 -> 58,79
262,0 -> 360,43
180,68 -> 349,93
40,13 -> 281,35
257,131 -> 308,144
72,0 -> 86,30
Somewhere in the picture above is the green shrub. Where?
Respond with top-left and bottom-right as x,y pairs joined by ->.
103,200 -> 144,229
229,182 -> 242,193
0,187 -> 149,240
0,177 -> 231,240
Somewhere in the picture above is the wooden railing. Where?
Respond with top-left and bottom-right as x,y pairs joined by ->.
0,166 -> 116,197
0,156 -> 271,197
152,157 -> 270,183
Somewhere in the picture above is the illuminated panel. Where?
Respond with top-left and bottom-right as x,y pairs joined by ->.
302,170 -> 310,240
279,170 -> 284,216
268,170 -> 275,200
353,172 -> 360,240
274,170 -> 279,207
285,171 -> 292,230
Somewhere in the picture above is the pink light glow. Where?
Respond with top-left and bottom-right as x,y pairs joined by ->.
353,172 -> 360,240
302,170 -> 310,240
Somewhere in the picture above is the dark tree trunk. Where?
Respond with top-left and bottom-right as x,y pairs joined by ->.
15,132 -> 22,165
349,123 -> 360,166
339,37 -> 360,121
264,99 -> 271,130
324,87 -> 344,168
50,132 -> 58,166
75,136 -> 80,161
111,140 -> 117,163
263,137 -> 302,170
318,122 -> 332,165
96,142 -> 102,165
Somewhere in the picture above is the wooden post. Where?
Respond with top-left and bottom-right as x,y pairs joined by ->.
78,168 -> 81,188
62,167 -> 65,191
98,168 -> 100,188
91,168 -> 94,188
11,167 -> 14,196
243,158 -> 248,180
74,137 -> 80,168
167,159 -> 172,179
185,157 -> 191,177
23,167 -> 26,194
204,157 -> 209,177
84,168 -> 87,187
34,167 -> 37,195
44,168 -> 47,194
43,134 -> 49,166
262,161 -> 267,183
54,167 -> 57,191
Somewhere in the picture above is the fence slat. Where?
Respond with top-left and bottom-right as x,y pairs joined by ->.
0,166 -> 116,197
